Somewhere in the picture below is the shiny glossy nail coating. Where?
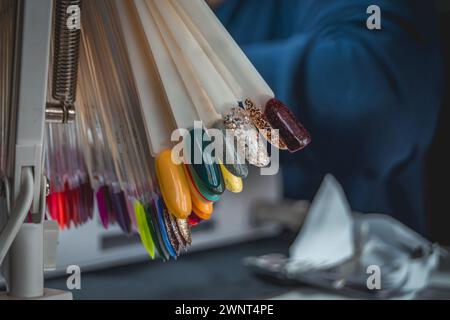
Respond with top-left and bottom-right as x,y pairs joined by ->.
192,201 -> 213,221
264,99 -> 311,153
184,165 -> 215,213
187,129 -> 225,195
133,201 -> 155,259
146,201 -> 170,261
143,203 -> 164,259
211,120 -> 249,179
185,164 -> 222,203
155,197 -> 178,259
190,186 -> 214,216
155,149 -> 192,219
219,163 -> 243,194
188,213 -> 203,226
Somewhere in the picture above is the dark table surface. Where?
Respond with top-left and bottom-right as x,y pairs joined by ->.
46,234 -> 450,300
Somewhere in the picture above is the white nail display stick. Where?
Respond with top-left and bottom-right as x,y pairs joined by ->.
173,0 -> 274,109
168,0 -> 243,101
152,0 -> 237,116
115,0 -> 173,157
133,0 -> 199,135
145,0 -> 222,128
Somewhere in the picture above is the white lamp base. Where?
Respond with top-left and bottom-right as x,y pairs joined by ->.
0,288 -> 73,300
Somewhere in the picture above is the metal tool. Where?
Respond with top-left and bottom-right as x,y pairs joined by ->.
46,0 -> 82,124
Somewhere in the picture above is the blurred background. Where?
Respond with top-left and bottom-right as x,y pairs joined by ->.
427,0 -> 450,248
43,0 -> 450,300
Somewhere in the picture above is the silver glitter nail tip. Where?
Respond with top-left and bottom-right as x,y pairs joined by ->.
223,107 -> 270,168
176,218 -> 192,246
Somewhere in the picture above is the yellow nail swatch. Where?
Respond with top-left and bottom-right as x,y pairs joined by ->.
156,149 -> 192,219
219,163 -> 243,193
134,201 -> 155,259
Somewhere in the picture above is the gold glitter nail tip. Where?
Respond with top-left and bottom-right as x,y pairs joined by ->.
243,99 -> 288,150
223,107 -> 270,168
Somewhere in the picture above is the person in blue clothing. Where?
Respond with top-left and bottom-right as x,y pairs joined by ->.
209,0 -> 444,234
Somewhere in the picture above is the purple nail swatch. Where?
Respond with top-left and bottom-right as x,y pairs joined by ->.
110,189 -> 132,234
96,186 -> 109,229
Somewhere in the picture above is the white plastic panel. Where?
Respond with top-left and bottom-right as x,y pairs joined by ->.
13,0 -> 53,212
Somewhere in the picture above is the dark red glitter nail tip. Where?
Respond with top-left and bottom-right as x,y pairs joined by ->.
264,98 -> 312,153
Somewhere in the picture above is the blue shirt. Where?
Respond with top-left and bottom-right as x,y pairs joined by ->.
214,0 -> 443,234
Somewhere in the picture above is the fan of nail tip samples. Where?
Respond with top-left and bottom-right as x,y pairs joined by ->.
43,0 -> 311,260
